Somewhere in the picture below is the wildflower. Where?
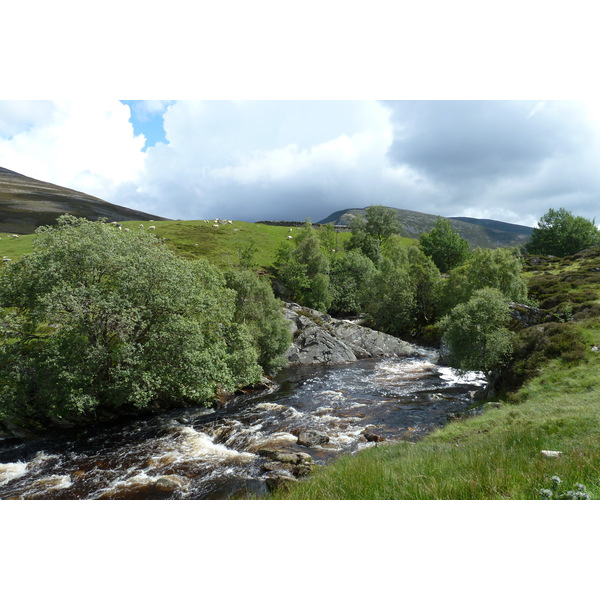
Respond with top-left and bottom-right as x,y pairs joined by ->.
539,488 -> 553,499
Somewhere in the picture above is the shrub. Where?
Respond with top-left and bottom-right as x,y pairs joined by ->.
0,216 -> 262,430
224,269 -> 292,374
526,207 -> 600,257
439,287 -> 515,375
438,247 -> 528,316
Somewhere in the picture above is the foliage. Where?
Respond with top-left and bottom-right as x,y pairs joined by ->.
419,216 -> 470,273
440,287 -> 515,374
329,250 -> 377,316
0,216 -> 262,428
364,240 -> 440,337
526,207 -> 600,258
224,269 -> 292,374
346,205 -> 402,262
273,221 -> 332,312
539,476 -> 590,500
438,247 -> 528,316
236,240 -> 259,270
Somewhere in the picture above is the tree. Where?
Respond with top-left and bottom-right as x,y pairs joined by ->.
0,216 -> 262,430
329,250 -> 377,316
438,247 -> 528,316
224,269 -> 292,374
274,221 -> 332,311
346,205 -> 403,262
419,216 -> 470,273
526,207 -> 600,257
439,287 -> 515,375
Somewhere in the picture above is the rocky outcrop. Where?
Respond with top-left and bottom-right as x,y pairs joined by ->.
283,303 -> 424,366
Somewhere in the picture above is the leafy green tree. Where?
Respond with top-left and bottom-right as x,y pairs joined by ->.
526,207 -> 600,257
274,221 -> 332,311
224,269 -> 292,374
404,244 -> 441,331
438,247 -> 528,316
439,287 -> 515,375
346,205 -> 403,262
329,250 -> 377,316
419,217 -> 470,272
0,216 -> 262,430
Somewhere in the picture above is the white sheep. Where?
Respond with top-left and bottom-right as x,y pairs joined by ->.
287,235 -> 293,240
124,228 -> 130,232
148,225 -> 156,231
213,224 -> 219,228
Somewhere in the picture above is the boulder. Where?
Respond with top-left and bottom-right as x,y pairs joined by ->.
283,303 -> 424,366
297,430 -> 329,447
258,449 -> 313,464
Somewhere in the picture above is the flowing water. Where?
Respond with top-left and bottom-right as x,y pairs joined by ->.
0,351 -> 486,500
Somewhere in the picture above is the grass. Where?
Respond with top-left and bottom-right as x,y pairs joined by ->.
269,360 -> 600,499
269,252 -> 600,500
0,220 -> 353,270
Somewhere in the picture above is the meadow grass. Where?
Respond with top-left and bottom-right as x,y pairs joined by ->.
0,220 -> 354,270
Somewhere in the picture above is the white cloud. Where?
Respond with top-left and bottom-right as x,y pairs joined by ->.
0,100 -> 146,199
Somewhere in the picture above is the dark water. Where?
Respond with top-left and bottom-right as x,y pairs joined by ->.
0,351 -> 486,500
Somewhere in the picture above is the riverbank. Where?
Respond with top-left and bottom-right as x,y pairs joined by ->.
270,317 -> 600,499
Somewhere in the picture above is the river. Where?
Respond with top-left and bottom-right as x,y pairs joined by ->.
0,350 -> 486,500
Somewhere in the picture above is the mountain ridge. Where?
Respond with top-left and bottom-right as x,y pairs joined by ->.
318,207 -> 533,249
0,166 -> 167,234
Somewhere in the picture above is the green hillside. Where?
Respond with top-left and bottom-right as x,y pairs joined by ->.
0,219 -> 353,269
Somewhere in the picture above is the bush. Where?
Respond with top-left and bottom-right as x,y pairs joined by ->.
439,287 -> 515,375
438,247 -> 528,316
526,207 -> 600,257
224,269 -> 292,374
0,216 -> 262,430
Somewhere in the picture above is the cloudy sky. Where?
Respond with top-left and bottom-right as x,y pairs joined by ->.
2,99 -> 600,227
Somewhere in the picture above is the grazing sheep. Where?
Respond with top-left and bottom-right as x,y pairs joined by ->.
124,228 -> 130,232
139,224 -> 144,228
213,224 -> 219,228
148,225 -> 156,231
287,235 -> 293,240
11,234 -> 19,238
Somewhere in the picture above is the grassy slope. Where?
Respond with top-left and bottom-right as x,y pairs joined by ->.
271,251 -> 600,500
0,219 -> 358,269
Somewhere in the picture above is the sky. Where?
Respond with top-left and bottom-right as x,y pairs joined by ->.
2,99 -> 600,227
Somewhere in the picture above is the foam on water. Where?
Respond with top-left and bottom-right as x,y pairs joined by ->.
0,461 -> 28,486
178,427 -> 255,461
438,366 -> 487,386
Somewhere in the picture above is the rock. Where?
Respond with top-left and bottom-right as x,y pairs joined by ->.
297,430 -> 329,447
541,450 -> 563,458
258,449 -> 312,464
154,475 -> 188,494
362,431 -> 385,443
283,303 -> 423,366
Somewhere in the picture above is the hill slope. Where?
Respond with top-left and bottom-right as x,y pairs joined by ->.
0,166 -> 166,234
319,207 -> 533,249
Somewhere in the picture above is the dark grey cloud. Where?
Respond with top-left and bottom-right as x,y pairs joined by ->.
384,100 -> 591,183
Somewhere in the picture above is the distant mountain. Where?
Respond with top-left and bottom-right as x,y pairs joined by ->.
318,207 -> 533,249
0,166 -> 167,234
